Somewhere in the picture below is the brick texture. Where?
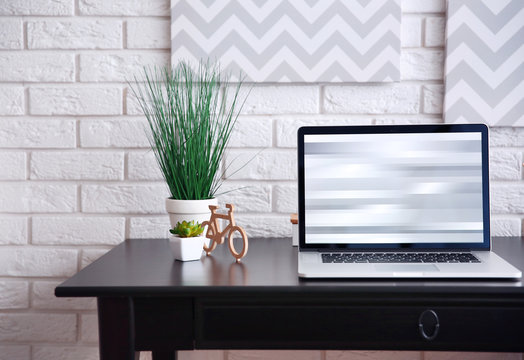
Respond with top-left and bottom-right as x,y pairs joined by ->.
0,281 -> 29,309
81,249 -> 111,269
0,53 -> 75,82
78,0 -> 169,16
32,217 -> 125,245
79,52 -> 169,82
225,150 -> 296,180
0,345 -> 30,360
27,20 -> 122,49
238,85 -> 319,115
425,17 -> 446,47
422,85 -> 444,114
275,117 -> 372,148
273,184 -> 298,213
324,84 -> 420,114
0,118 -> 76,148
401,16 -> 422,47
31,151 -> 124,180
0,184 -> 77,213
0,0 -> 73,15
0,152 -> 26,180
129,216 -> 171,239
0,19 -> 23,49
219,183 -> 272,213
127,19 -> 170,49
32,281 -> 96,310
0,248 -> 77,277
81,184 -> 168,213
229,117 -> 273,148
401,49 -> 444,80
424,352 -> 521,360
326,351 -> 421,360
491,217 -> 522,237
0,314 -> 76,342
0,217 -> 27,244
80,314 -> 99,344
0,87 -> 24,115
128,151 -> 163,180
29,87 -> 122,115
32,346 -> 99,360
402,0 -> 446,13
228,350 -> 321,360
80,118 -> 149,148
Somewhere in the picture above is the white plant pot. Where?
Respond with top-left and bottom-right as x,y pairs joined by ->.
169,235 -> 205,262
165,198 -> 218,229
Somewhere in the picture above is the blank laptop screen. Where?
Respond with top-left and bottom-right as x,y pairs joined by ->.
302,129 -> 487,247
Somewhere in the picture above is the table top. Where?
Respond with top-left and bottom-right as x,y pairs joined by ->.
55,237 -> 524,298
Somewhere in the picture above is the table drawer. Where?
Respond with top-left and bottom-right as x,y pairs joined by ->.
196,300 -> 524,351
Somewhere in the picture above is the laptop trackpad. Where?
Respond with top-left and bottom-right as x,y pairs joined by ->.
374,264 -> 439,272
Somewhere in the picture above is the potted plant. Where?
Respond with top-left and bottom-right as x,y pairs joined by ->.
169,221 -> 205,261
130,61 -> 246,230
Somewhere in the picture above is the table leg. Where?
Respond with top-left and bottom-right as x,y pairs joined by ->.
152,350 -> 177,360
98,297 -> 139,360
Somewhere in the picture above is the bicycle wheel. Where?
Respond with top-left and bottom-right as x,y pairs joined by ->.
202,221 -> 217,255
227,226 -> 248,262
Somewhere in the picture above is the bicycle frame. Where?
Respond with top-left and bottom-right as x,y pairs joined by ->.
202,204 -> 248,262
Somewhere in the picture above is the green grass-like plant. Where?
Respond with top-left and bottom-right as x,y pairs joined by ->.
130,61 -> 246,200
170,220 -> 204,238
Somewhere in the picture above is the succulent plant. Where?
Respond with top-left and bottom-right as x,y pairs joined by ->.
170,220 -> 204,238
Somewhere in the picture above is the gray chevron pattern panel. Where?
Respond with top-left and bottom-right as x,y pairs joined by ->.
444,0 -> 524,126
171,0 -> 400,83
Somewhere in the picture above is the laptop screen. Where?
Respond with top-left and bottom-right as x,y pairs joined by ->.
298,124 -> 490,250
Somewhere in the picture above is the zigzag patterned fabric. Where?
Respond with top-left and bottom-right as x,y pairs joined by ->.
444,0 -> 524,126
171,0 -> 401,82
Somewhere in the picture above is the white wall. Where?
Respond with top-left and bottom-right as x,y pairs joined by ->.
0,0 -> 523,359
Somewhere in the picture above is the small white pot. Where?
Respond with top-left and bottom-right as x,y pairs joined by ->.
165,198 -> 218,229
169,235 -> 205,262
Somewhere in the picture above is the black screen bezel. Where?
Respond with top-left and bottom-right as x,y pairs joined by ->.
297,124 -> 491,251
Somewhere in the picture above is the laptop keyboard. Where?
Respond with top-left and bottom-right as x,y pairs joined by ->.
321,252 -> 480,264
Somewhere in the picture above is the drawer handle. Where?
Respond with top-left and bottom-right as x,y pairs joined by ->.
418,310 -> 440,341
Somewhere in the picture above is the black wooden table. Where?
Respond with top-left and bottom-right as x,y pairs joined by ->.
55,237 -> 524,360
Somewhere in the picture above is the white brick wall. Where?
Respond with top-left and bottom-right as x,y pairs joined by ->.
0,152 -> 26,180
0,53 -> 75,82
32,346 -> 99,360
425,17 -> 446,47
127,19 -> 170,49
0,313 -> 76,342
31,151 -> 124,180
0,217 -> 27,244
29,87 -> 122,115
0,248 -> 78,277
32,281 -> 96,310
0,19 -> 23,49
0,0 -> 73,16
32,217 -> 125,245
0,1 -> 523,359
0,184 -> 77,212
79,53 -> 169,82
324,84 -> 420,114
238,85 -> 320,114
80,117 -> 149,148
0,118 -> 76,148
0,87 -> 24,114
27,19 -> 122,49
0,281 -> 29,309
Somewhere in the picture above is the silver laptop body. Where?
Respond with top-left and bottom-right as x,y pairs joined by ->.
297,124 -> 521,279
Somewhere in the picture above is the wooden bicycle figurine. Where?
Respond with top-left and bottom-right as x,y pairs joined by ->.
202,204 -> 248,262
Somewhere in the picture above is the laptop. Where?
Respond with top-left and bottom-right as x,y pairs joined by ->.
297,124 -> 521,279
